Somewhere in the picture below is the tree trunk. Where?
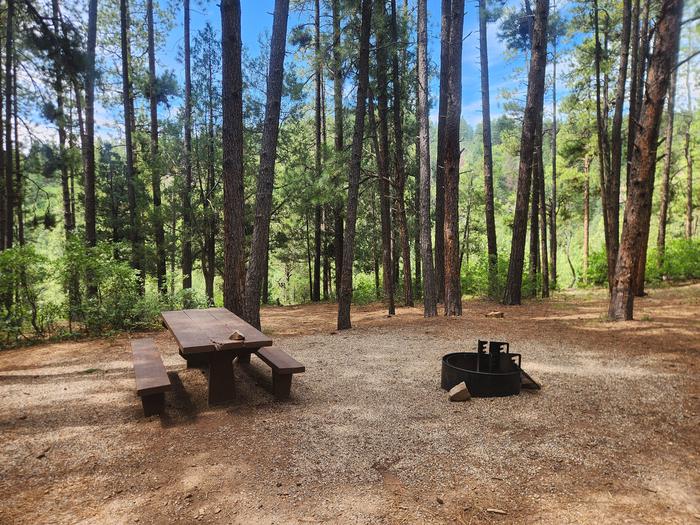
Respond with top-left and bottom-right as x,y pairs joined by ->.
221,0 -> 246,315
182,0 -> 194,290
609,0 -> 631,253
583,156 -> 590,281
608,0 -> 683,320
478,0 -> 498,297
435,0 -> 451,303
4,0 -> 13,249
337,0 -> 371,330
203,48 -> 217,306
443,0 -> 464,316
550,24 -> 558,290
656,68 -> 675,268
331,0 -> 344,299
84,0 -> 97,252
502,0 -> 549,305
13,60 -> 22,246
528,142 -> 540,291
147,0 -> 166,294
538,139 -> 549,298
368,92 -> 395,315
389,0 -> 413,307
312,0 -> 322,302
417,0 -> 437,317
593,0 -> 615,292
684,56 -> 694,239
120,0 -> 143,289
373,8 -> 395,316
627,0 -> 650,189
245,0 -> 290,329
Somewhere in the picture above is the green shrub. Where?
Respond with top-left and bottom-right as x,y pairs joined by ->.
352,272 -> 379,305
582,239 -> 700,287
461,253 -> 509,299
0,246 -> 53,343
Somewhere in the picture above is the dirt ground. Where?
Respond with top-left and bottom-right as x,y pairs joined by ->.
1,284 -> 699,524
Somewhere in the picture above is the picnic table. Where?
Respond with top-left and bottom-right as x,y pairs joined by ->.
161,307 -> 273,405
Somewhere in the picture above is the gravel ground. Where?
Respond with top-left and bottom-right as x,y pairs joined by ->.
1,284 -> 699,524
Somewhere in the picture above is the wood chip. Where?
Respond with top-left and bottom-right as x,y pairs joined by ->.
486,508 -> 507,515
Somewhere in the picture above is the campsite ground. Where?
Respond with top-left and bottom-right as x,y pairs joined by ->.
1,284 -> 699,524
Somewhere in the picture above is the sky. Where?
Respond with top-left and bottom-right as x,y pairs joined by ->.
153,0 -> 541,129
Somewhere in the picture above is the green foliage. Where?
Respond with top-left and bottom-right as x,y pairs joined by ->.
461,253 -> 509,299
0,246 -> 58,344
646,240 -> 700,283
352,272 -> 379,306
582,240 -> 700,287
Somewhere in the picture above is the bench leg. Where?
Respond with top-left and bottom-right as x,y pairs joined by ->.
237,352 -> 251,364
141,393 -> 165,417
272,372 -> 293,400
208,351 -> 236,405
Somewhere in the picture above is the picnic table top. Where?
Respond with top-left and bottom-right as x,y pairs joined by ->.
161,307 -> 273,354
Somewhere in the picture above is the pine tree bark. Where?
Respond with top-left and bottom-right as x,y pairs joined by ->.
147,0 -> 166,294
245,0 -> 290,329
331,0 -> 344,298
312,0 -> 322,302
656,65 -> 677,268
84,0 -> 97,251
417,0 -> 437,317
537,139 -> 549,298
120,0 -> 143,287
435,0 -> 451,303
13,61 -> 22,246
528,137 -> 540,291
478,0 -> 498,297
443,0 -> 464,316
609,0 -> 683,320
583,156 -> 590,281
221,0 -> 246,315
684,58 -> 694,239
609,0 -> 631,236
182,0 -> 194,290
389,0 -> 413,307
627,0 -> 650,188
502,0 -> 549,305
337,0 -> 372,330
4,0 -> 13,249
550,22 -> 558,290
368,92 -> 395,316
594,0 -> 614,292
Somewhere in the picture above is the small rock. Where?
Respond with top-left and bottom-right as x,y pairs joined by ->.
215,508 -> 221,514
436,496 -> 444,505
485,311 -> 504,318
448,382 -> 471,402
276,481 -> 282,487
486,508 -> 507,515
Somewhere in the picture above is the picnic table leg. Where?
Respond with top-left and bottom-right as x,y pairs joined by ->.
237,351 -> 251,364
207,351 -> 236,405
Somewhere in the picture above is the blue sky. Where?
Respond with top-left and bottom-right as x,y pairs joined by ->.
155,0 -> 536,127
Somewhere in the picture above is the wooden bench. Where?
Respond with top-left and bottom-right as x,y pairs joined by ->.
255,347 -> 305,400
131,338 -> 172,416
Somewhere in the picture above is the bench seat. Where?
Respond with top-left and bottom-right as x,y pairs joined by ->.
131,338 -> 172,416
255,347 -> 305,399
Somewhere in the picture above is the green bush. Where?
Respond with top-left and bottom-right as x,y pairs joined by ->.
461,253 -> 509,298
352,272 -> 379,305
0,246 -> 56,343
582,239 -> 700,287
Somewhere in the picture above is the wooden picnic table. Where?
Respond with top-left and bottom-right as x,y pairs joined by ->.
161,307 -> 273,405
